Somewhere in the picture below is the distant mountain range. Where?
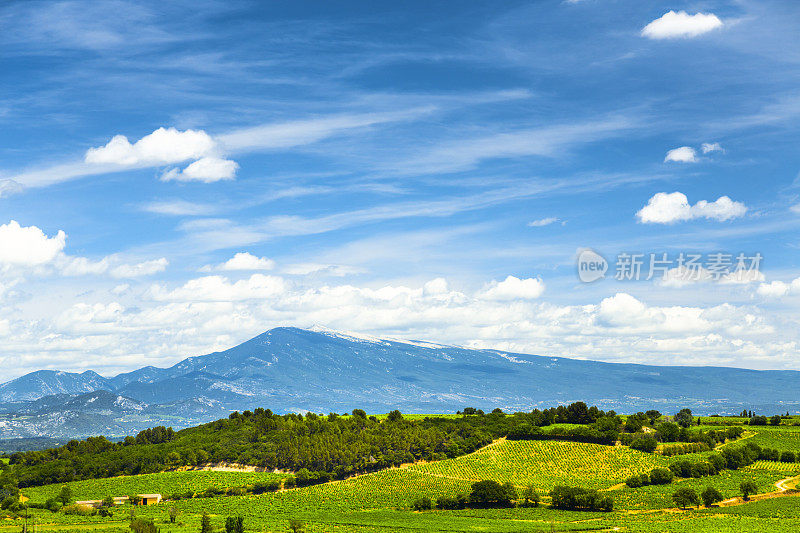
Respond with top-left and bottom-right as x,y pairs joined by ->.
2,326 -> 800,441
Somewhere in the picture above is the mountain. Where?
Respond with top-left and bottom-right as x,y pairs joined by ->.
0,370 -> 112,402
2,326 -> 800,440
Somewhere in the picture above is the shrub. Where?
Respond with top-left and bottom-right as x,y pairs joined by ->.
412,496 -> 433,511
781,451 -> 796,463
649,468 -> 674,485
436,494 -> 467,510
625,473 -> 650,488
62,504 -> 96,516
129,518 -> 158,533
630,436 -> 658,453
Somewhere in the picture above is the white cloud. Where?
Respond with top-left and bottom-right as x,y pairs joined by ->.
149,273 -> 289,302
142,200 -> 214,216
423,278 -> 449,296
790,204 -> 800,215
757,278 -> 800,298
642,11 -> 723,40
660,265 -> 765,287
636,192 -> 747,224
161,157 -> 239,183
201,252 -> 275,272
479,276 -> 545,300
527,217 -> 560,227
701,142 -> 724,154
0,179 -> 23,198
283,263 -> 365,277
664,146 -> 697,163
0,220 -> 66,266
85,127 -> 217,166
110,258 -> 168,278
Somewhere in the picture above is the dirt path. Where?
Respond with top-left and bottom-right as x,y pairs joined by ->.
714,474 -> 799,508
714,431 -> 755,450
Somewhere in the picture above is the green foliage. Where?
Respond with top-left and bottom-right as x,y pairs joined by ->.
521,484 -> 540,507
630,436 -> 658,453
549,486 -> 613,511
701,486 -> 724,507
130,517 -> 159,533
288,519 -> 305,533
56,485 -> 73,506
200,511 -> 213,533
649,468 -> 674,485
740,480 -> 758,500
225,515 -> 244,533
411,496 -> 433,511
675,409 -> 694,428
672,487 -> 700,509
469,480 -> 515,507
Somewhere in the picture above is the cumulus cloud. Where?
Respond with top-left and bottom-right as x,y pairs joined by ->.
527,217 -> 561,227
641,11 -> 723,40
636,192 -> 747,224
479,276 -> 545,300
0,220 -> 66,267
200,252 -> 275,272
85,127 -> 217,166
161,157 -> 239,183
664,146 -> 697,163
150,274 -> 289,302
757,278 -> 800,298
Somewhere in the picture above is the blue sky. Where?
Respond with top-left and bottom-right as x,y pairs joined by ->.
1,0 -> 800,378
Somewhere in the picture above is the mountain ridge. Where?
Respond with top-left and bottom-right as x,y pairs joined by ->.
2,326 -> 800,440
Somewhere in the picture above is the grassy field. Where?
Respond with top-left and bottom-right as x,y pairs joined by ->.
23,469 -> 287,502
408,439 -> 667,491
8,420 -> 800,532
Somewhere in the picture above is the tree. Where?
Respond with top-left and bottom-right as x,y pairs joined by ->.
770,415 -> 783,426
168,506 -> 179,524
225,516 -> 244,533
630,436 -> 658,453
200,512 -> 213,533
469,480 -> 514,507
701,487 -> 724,507
672,487 -> 700,509
288,519 -> 305,532
386,410 -> 403,422
649,468 -> 674,485
674,409 -> 694,428
740,480 -> 758,501
645,410 -> 662,425
656,422 -> 680,442
129,495 -> 142,506
56,486 -> 73,506
522,485 -> 540,507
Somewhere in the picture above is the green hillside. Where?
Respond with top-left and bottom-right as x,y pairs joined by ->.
4,408 -> 800,531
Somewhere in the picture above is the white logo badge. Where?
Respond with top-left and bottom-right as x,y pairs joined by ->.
577,249 -> 607,283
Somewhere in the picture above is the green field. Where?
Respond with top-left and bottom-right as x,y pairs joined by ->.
7,419 -> 800,532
